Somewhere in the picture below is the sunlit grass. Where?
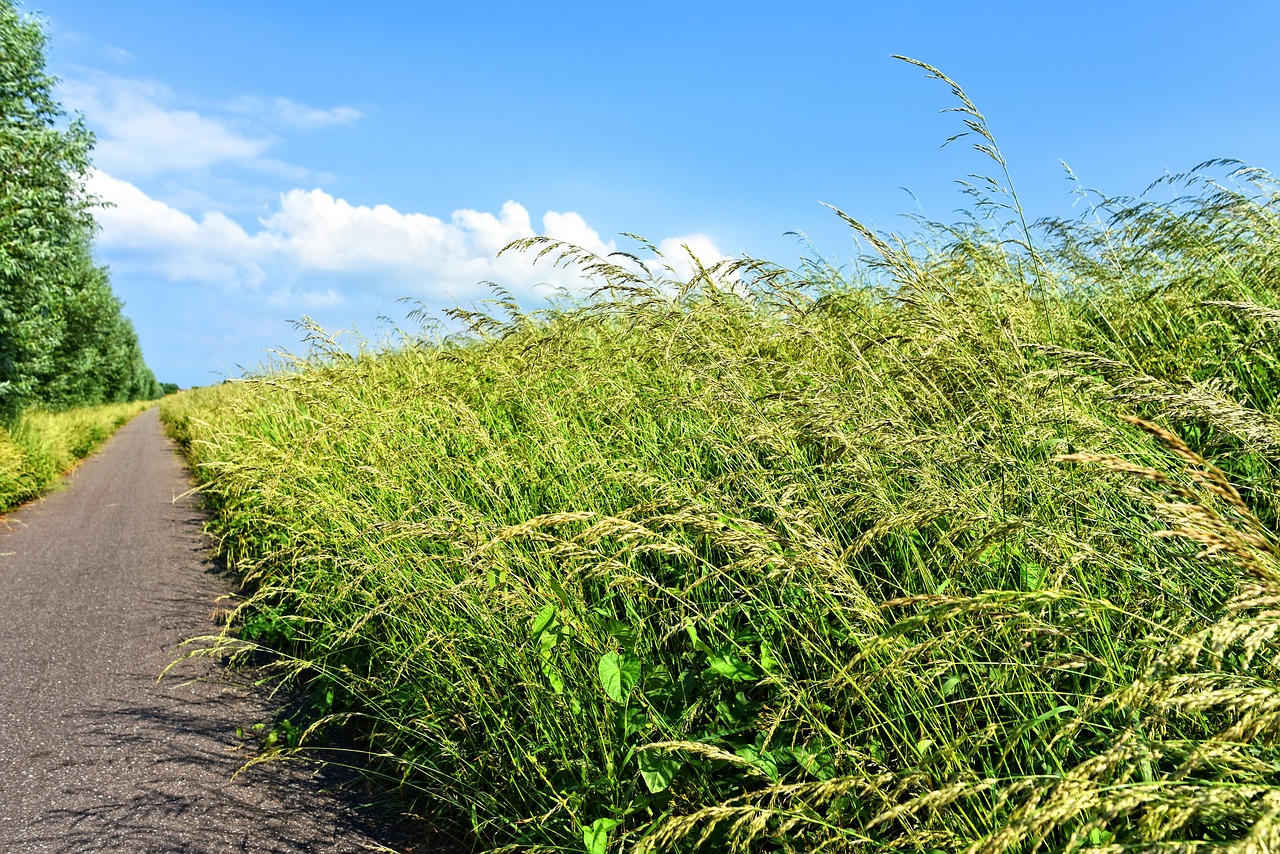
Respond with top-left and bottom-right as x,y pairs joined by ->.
162,63 -> 1280,852
0,400 -> 153,510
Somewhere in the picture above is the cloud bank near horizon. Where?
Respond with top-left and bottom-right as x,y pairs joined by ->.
87,169 -> 729,309
69,72 -> 729,309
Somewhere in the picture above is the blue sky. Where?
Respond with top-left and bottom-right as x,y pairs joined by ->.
22,0 -> 1280,388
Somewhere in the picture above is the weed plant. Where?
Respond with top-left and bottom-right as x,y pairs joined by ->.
164,63 -> 1280,851
0,399 -> 152,510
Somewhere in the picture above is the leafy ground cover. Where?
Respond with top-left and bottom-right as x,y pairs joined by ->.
162,69 -> 1280,852
0,400 -> 153,511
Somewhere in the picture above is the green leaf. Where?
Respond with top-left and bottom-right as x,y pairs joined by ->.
736,743 -> 780,782
621,706 -> 647,738
534,609 -> 571,661
684,623 -> 712,654
539,626 -> 560,659
638,749 -> 683,793
1088,828 -> 1114,845
530,604 -> 557,639
759,640 -> 779,674
707,652 -> 758,682
541,661 -> 566,694
1028,704 -> 1076,730
788,746 -> 835,781
598,651 -> 641,704
583,817 -> 621,854
599,614 -> 637,649
1021,561 -> 1046,591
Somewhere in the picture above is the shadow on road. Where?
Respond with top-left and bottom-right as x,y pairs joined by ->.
17,675 -> 449,853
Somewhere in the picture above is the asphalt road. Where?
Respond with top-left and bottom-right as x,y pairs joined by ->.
0,408 -> 435,853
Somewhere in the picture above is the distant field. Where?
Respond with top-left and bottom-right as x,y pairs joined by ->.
162,145 -> 1280,850
0,401 -> 153,512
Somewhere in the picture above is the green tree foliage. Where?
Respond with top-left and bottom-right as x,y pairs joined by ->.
0,0 -> 159,423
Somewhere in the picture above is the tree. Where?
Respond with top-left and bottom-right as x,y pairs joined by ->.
0,0 -> 159,420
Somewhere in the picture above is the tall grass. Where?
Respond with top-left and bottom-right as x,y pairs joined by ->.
163,66 -> 1280,851
0,400 -> 153,510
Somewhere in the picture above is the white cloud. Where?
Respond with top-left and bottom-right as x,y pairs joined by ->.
60,76 -> 271,176
87,171 -> 730,307
86,169 -> 271,285
264,189 -> 476,277
451,201 -> 536,258
227,95 -> 362,129
543,210 -> 614,259
103,46 -> 135,64
62,67 -> 732,316
58,76 -> 359,181
64,73 -> 726,308
254,190 -> 633,298
271,97 -> 361,129
263,286 -> 343,310
657,234 -> 734,281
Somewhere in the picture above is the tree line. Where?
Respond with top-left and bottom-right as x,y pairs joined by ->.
0,0 -> 161,424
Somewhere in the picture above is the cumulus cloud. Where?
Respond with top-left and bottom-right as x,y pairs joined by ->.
657,233 -> 733,281
85,170 -> 729,305
543,210 -> 614,259
87,169 -> 270,285
266,190 -> 479,277
259,191 -> 572,295
63,73 -> 731,311
83,168 -> 732,388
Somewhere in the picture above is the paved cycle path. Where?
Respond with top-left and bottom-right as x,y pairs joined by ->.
0,408 -> 431,853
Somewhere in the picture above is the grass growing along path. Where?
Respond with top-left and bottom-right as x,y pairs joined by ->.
0,400 -> 154,511
162,70 -> 1280,852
